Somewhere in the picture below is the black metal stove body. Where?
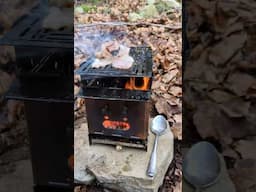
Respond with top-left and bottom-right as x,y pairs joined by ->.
76,47 -> 153,150
0,2 -> 74,191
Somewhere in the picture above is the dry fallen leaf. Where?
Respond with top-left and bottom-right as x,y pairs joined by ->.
209,33 -> 246,67
7,100 -> 23,124
207,89 -> 236,103
161,69 -> 178,84
235,138 -> 256,160
0,46 -> 15,65
229,159 -> 256,192
0,70 -> 14,96
219,98 -> 250,118
171,122 -> 182,140
193,101 -> 255,145
225,72 -> 256,96
185,1 -> 256,191
168,86 -> 182,97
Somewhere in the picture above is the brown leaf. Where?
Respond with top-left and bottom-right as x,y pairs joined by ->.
161,69 -> 178,84
219,98 -> 250,118
7,100 -> 23,124
74,85 -> 80,96
171,122 -> 182,140
209,33 -> 246,67
173,114 -> 182,124
229,159 -> 256,192
192,0 -> 212,9
222,148 -> 239,159
208,89 -> 236,103
151,79 -> 162,90
168,86 -> 182,97
0,113 -> 9,132
193,101 -> 255,144
235,138 -> 256,160
155,97 -> 181,120
0,70 -> 14,96
225,72 -> 256,96
0,46 -> 15,65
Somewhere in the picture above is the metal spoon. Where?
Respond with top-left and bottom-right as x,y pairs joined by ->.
183,141 -> 221,192
147,115 -> 167,177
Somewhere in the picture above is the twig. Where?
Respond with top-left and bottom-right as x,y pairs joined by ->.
76,22 -> 181,30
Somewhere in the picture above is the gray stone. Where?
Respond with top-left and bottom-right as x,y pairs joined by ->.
75,120 -> 174,192
74,168 -> 96,185
0,160 -> 33,192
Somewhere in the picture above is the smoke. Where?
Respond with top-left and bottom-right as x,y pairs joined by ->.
74,25 -> 127,58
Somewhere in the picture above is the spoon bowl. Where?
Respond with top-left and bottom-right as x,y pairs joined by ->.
151,115 -> 168,136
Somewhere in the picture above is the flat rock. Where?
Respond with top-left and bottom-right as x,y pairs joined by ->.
0,160 -> 33,192
75,119 -> 174,192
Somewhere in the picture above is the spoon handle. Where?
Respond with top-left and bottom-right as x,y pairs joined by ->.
147,135 -> 158,177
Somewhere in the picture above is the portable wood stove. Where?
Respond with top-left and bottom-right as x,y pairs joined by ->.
76,47 -> 153,150
0,2 -> 74,191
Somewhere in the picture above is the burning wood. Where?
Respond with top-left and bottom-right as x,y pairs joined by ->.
92,40 -> 134,69
125,77 -> 150,91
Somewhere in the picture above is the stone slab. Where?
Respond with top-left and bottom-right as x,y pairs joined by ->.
0,160 -> 33,192
75,119 -> 174,192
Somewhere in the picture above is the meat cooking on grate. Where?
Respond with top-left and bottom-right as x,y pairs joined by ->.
92,41 -> 134,69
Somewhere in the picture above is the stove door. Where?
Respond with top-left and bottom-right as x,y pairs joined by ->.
85,99 -> 149,142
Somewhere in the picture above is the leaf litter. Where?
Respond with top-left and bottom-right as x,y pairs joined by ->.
185,0 -> 256,191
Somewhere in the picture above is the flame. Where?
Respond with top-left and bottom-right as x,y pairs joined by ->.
103,120 -> 130,131
125,77 -> 150,91
68,155 -> 74,170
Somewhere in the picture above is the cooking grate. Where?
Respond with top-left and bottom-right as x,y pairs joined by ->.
0,3 -> 73,48
75,47 -> 153,78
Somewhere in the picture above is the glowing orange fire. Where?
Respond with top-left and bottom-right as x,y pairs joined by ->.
125,77 -> 150,91
68,155 -> 74,170
103,120 -> 130,131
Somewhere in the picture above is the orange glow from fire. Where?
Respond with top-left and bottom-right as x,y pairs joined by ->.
68,155 -> 74,170
103,120 -> 130,131
125,77 -> 150,91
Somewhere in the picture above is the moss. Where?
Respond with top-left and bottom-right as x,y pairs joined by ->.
122,164 -> 132,172
80,4 -> 97,13
140,4 -> 159,19
155,0 -> 181,13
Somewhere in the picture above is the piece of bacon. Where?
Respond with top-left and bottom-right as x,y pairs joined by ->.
112,55 -> 134,69
91,58 -> 112,68
91,41 -> 134,69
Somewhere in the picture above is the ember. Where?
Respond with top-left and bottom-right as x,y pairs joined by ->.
102,119 -> 130,131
